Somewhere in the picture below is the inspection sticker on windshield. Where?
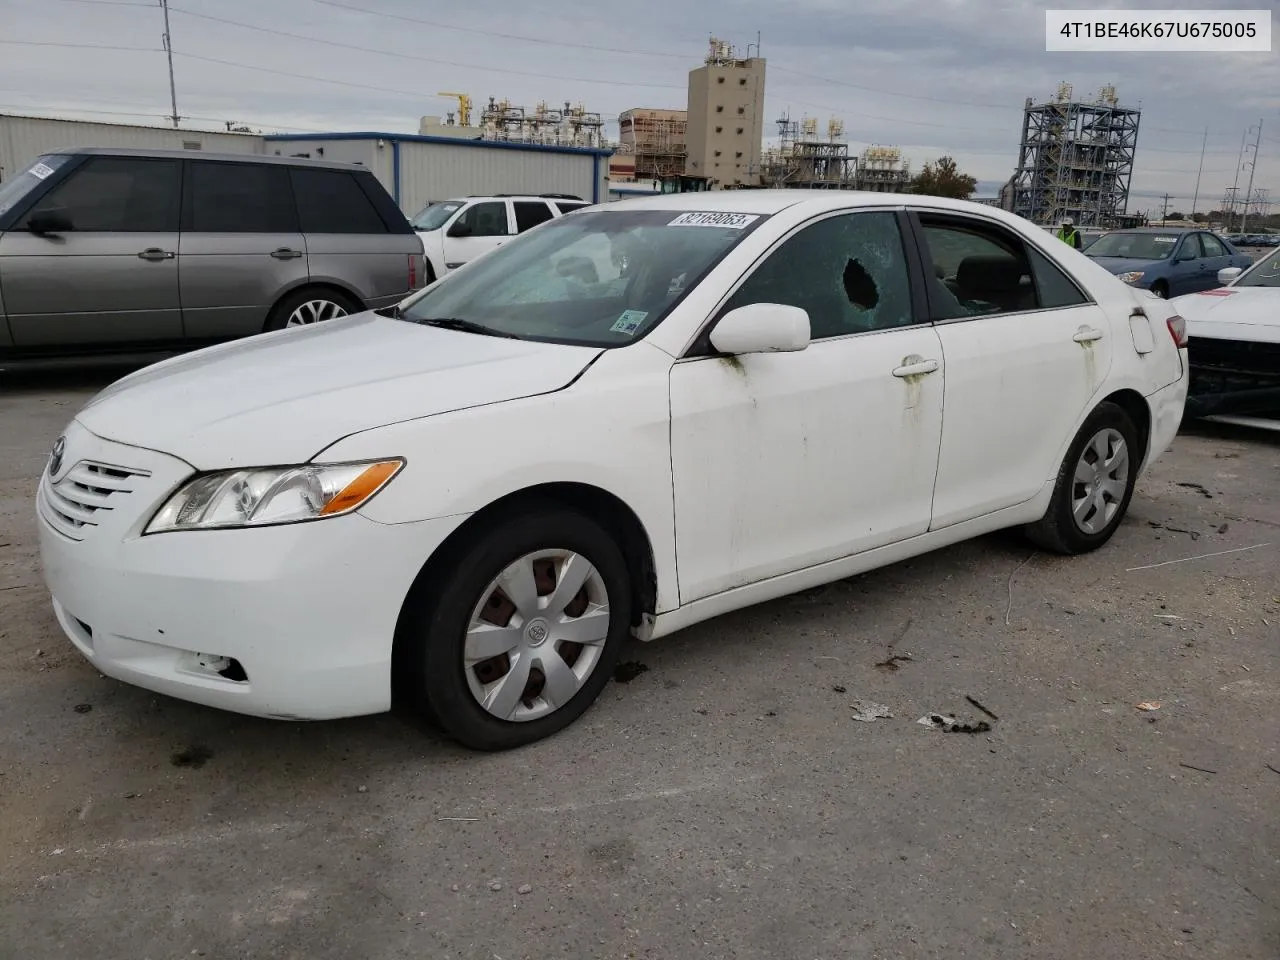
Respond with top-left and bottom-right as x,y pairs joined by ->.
610,310 -> 648,335
1154,236 -> 1177,243
29,162 -> 55,180
668,211 -> 759,229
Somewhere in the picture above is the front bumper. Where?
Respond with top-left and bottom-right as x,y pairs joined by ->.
36,420 -> 466,720
1186,336 -> 1280,419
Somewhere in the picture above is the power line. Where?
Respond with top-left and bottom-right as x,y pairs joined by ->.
166,7 -> 686,90
0,39 -> 161,52
307,0 -> 696,61
53,0 -> 154,6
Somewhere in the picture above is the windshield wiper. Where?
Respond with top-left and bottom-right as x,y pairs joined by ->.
410,317 -> 522,339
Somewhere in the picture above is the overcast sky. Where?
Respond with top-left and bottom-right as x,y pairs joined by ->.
1,0 -> 1276,214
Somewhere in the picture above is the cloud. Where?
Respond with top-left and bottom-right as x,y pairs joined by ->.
1,0 -> 1275,209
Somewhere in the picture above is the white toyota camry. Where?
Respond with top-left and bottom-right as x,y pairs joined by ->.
37,192 -> 1189,750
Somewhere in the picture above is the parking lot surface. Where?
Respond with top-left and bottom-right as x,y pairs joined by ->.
2,366 -> 1278,960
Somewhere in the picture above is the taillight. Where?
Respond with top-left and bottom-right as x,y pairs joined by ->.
408,254 -> 418,288
1166,314 -> 1188,348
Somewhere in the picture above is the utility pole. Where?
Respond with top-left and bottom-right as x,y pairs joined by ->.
1240,120 -> 1263,234
1159,193 -> 1171,224
160,0 -> 179,128
1190,126 -> 1207,220
1228,128 -> 1246,227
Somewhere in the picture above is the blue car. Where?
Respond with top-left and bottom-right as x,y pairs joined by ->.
1085,228 -> 1253,299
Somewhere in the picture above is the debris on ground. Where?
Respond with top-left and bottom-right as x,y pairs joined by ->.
1176,481 -> 1214,499
874,654 -> 914,672
917,714 -> 992,734
1266,764 -> 1280,777
1179,763 -> 1217,775
831,684 -> 848,694
517,884 -> 533,895
170,744 -> 214,768
850,700 -> 893,722
965,696 -> 1000,721
613,662 -> 649,683
488,880 -> 503,892
73,703 -> 92,714
1135,701 -> 1162,712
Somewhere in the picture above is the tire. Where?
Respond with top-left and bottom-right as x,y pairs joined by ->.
1026,401 -> 1141,555
1150,280 -> 1169,299
264,287 -> 362,332
402,507 -> 633,751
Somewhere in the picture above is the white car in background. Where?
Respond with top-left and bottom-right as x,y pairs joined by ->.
37,192 -> 1188,750
1174,245 -> 1280,427
409,193 -> 591,281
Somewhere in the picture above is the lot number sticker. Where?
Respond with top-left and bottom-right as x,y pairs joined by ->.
29,162 -> 55,180
610,310 -> 648,335
668,211 -> 759,229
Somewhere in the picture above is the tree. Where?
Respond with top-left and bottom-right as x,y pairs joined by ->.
908,156 -> 978,200
1168,211 -> 1185,221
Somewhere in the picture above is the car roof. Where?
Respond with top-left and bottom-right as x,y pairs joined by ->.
593,189 -> 1024,219
46,145 -> 363,171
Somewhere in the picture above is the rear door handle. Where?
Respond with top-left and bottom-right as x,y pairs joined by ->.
137,247 -> 174,261
892,357 -> 940,378
1073,326 -> 1105,343
270,247 -> 304,260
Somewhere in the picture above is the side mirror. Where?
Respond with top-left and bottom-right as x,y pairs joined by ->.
1217,266 -> 1243,285
447,221 -> 472,238
27,206 -> 72,236
710,303 -> 810,356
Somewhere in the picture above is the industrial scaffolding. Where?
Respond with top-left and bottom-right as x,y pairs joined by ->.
760,114 -> 857,189
1011,83 -> 1140,228
854,146 -> 910,192
477,97 -> 605,148
618,109 -> 687,180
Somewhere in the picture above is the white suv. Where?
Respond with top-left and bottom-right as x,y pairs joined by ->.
409,194 -> 591,281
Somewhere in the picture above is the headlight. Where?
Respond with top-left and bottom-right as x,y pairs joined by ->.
1117,271 -> 1145,284
145,459 -> 403,534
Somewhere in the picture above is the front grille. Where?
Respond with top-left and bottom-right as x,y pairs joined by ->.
39,460 -> 151,541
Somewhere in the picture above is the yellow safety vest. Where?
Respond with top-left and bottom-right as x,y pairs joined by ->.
1057,226 -> 1078,245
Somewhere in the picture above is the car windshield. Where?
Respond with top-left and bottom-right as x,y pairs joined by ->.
410,201 -> 464,231
1235,248 -> 1280,288
397,207 -> 769,346
1086,232 -> 1181,260
0,154 -> 71,219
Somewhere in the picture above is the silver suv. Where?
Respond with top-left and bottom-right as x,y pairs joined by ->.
0,147 -> 424,357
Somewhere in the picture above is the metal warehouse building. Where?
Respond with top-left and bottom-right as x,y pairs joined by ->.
264,133 -> 613,214
0,115 -> 613,214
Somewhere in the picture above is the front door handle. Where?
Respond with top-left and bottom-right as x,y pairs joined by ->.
271,247 -> 304,260
137,247 -> 174,261
892,357 -> 940,378
1073,326 -> 1105,343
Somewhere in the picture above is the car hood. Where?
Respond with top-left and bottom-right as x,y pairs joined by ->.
1172,287 -> 1280,344
76,312 -> 603,468
1086,256 -> 1163,275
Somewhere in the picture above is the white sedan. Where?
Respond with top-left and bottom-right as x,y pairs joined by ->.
37,192 -> 1189,750
1173,246 -> 1280,426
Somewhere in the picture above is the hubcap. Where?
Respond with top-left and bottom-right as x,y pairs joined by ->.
1071,427 -> 1130,535
463,550 -> 610,723
286,299 -> 348,327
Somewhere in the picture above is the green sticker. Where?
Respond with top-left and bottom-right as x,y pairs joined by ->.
610,310 -> 648,335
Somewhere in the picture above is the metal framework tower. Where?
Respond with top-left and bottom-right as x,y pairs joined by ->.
1011,83 -> 1140,228
759,114 -> 858,189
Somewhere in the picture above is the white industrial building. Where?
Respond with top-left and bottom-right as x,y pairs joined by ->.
0,114 -> 613,214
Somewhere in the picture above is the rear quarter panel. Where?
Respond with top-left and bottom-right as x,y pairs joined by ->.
306,233 -> 424,303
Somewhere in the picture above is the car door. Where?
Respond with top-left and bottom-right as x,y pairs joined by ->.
668,209 -> 945,602
909,209 -> 1114,529
178,159 -> 308,340
0,154 -> 182,347
1198,232 -> 1232,289
442,200 -> 512,270
1169,232 -> 1206,296
291,165 -> 418,307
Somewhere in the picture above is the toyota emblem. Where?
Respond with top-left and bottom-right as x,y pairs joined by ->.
48,436 -> 65,477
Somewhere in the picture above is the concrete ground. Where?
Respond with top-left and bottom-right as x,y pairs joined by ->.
2,365 -> 1278,960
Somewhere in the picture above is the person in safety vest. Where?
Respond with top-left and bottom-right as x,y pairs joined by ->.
1056,217 -> 1082,249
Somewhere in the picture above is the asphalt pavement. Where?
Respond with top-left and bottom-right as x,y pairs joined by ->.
2,366 -> 1278,960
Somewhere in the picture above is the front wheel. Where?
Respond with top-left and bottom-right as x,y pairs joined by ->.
404,507 -> 633,750
1026,401 -> 1141,555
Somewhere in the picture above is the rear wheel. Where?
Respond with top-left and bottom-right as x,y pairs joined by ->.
264,288 -> 362,332
1026,401 -> 1141,555
402,507 -> 633,750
